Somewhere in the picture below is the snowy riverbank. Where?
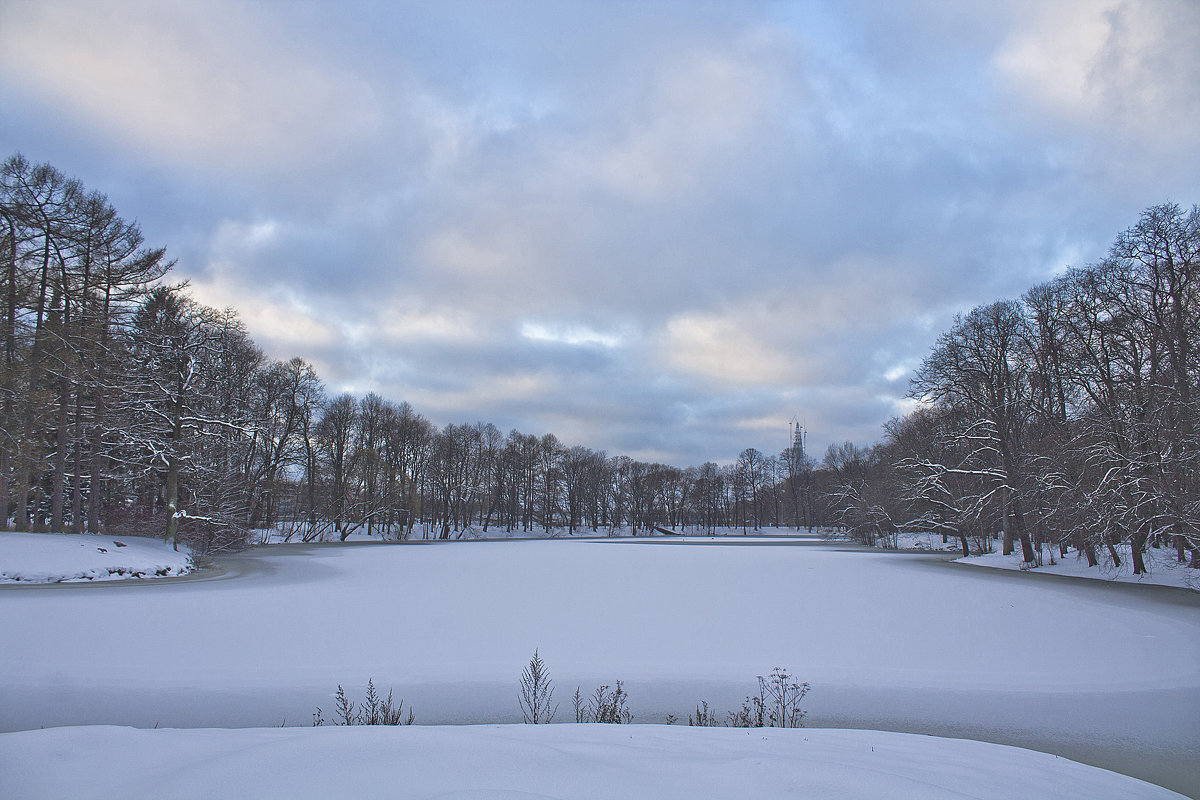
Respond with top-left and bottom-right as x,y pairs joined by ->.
882,531 -> 1198,591
1,724 -> 1188,800
956,544 -> 1198,591
0,532 -> 192,583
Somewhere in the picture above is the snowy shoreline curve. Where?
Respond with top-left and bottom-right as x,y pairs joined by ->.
0,724 -> 1189,800
0,532 -> 192,584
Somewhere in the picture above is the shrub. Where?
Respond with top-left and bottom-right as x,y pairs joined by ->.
313,679 -> 415,726
691,667 -> 810,728
688,700 -> 722,727
587,681 -> 633,724
569,680 -> 633,723
518,649 -> 558,724
759,667 -> 809,728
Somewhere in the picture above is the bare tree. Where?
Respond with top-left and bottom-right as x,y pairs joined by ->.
912,301 -> 1038,563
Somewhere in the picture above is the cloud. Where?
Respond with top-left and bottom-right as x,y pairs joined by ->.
994,0 -> 1200,149
585,30 -> 796,200
187,273 -> 340,353
661,309 -> 796,386
381,307 -> 483,345
520,321 -> 627,349
3,1 -> 1197,466
0,0 -> 382,168
421,228 -> 534,281
210,218 -> 282,255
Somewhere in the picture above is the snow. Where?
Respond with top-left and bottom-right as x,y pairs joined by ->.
890,531 -> 963,551
0,531 -> 192,583
7,538 -> 1195,696
862,530 -> 1198,591
2,536 -> 1197,796
956,544 -> 1199,591
0,724 -> 1187,800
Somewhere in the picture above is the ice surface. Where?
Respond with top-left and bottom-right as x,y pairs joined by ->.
5,539 -> 1195,693
2,537 -> 1197,796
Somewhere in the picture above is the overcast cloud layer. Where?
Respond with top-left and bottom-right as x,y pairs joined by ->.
2,0 -> 1198,465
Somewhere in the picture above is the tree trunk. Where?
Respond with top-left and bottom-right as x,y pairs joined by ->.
87,369 -> 110,535
1010,496 -> 1037,564
88,433 -> 103,534
1,214 -> 16,531
0,449 -> 9,531
50,380 -> 68,532
1075,530 -> 1099,566
88,274 -> 112,536
165,456 -> 180,550
1000,488 -> 1013,555
28,484 -> 45,531
70,407 -> 83,533
14,451 -> 30,530
1130,530 -> 1148,575
1106,537 -> 1121,568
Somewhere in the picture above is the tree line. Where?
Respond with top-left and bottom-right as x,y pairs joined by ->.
6,154 -> 1194,569
0,155 -> 840,551
826,203 -> 1199,573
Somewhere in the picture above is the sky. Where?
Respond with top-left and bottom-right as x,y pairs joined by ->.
2,0 -> 1198,466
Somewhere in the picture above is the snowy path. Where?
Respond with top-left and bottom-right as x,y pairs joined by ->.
2,538 -> 1197,796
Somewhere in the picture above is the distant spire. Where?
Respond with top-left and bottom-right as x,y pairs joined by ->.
788,416 -> 806,464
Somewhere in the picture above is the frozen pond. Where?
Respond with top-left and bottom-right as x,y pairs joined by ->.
3,538 -> 1198,797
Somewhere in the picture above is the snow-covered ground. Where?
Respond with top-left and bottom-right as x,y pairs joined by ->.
0,532 -> 192,583
1,724 -> 1187,800
2,537 -> 1197,797
957,543 -> 1198,590
876,531 -> 1199,590
890,531 -> 967,551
